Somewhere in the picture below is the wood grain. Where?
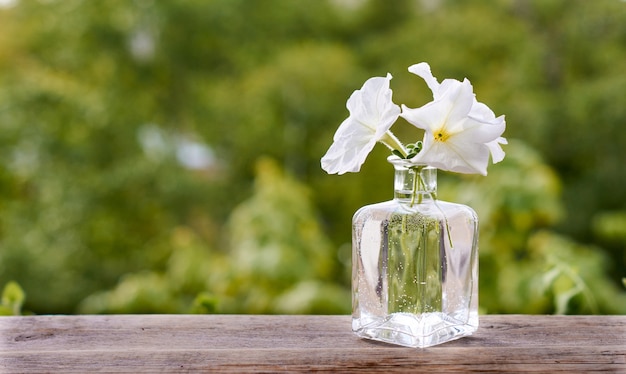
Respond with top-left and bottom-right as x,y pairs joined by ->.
1,315 -> 624,373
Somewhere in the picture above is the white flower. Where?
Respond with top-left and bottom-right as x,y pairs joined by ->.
400,63 -> 506,175
321,73 -> 401,175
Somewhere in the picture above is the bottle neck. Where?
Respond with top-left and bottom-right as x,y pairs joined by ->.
388,156 -> 437,203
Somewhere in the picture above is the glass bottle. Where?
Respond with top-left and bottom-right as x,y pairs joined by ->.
351,156 -> 479,348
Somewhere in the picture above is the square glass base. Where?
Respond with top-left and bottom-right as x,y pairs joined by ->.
353,312 -> 478,348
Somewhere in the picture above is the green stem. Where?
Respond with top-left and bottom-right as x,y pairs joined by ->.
409,166 -> 423,207
379,130 -> 407,157
431,194 -> 454,249
411,168 -> 454,249
549,256 -> 599,314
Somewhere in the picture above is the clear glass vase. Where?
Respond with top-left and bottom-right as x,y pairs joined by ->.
351,156 -> 479,348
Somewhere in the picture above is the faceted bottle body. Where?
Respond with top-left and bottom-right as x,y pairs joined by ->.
351,160 -> 479,348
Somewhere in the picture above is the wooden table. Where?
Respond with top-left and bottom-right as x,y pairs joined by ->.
0,314 -> 624,373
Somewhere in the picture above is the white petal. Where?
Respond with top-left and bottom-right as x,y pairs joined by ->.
401,79 -> 473,134
408,62 -> 440,98
454,115 -> 506,144
400,102 -> 445,132
469,101 -> 496,121
440,79 -> 475,130
321,73 -> 400,174
321,119 -> 377,174
352,75 -> 390,126
445,137 -> 491,175
413,138 -> 490,175
487,136 -> 508,163
438,78 -> 461,98
320,136 -> 376,174
354,74 -> 400,134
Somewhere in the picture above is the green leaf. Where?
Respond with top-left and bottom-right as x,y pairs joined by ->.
539,267 -> 561,294
1,281 -> 26,316
391,149 -> 405,159
190,293 -> 219,314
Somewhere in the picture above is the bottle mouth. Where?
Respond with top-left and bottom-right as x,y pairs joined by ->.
387,155 -> 434,170
390,155 -> 437,201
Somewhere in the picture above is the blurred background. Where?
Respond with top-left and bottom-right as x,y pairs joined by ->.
0,0 -> 625,316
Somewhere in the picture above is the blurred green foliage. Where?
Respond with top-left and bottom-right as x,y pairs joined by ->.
0,0 -> 624,315
0,281 -> 26,315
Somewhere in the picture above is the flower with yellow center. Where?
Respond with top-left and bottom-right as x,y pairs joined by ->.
400,63 -> 507,175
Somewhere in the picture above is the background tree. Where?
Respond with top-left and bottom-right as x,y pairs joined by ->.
0,0 -> 624,315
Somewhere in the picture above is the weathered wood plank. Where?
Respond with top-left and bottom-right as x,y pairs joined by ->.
1,315 -> 624,373
1,348 -> 624,373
